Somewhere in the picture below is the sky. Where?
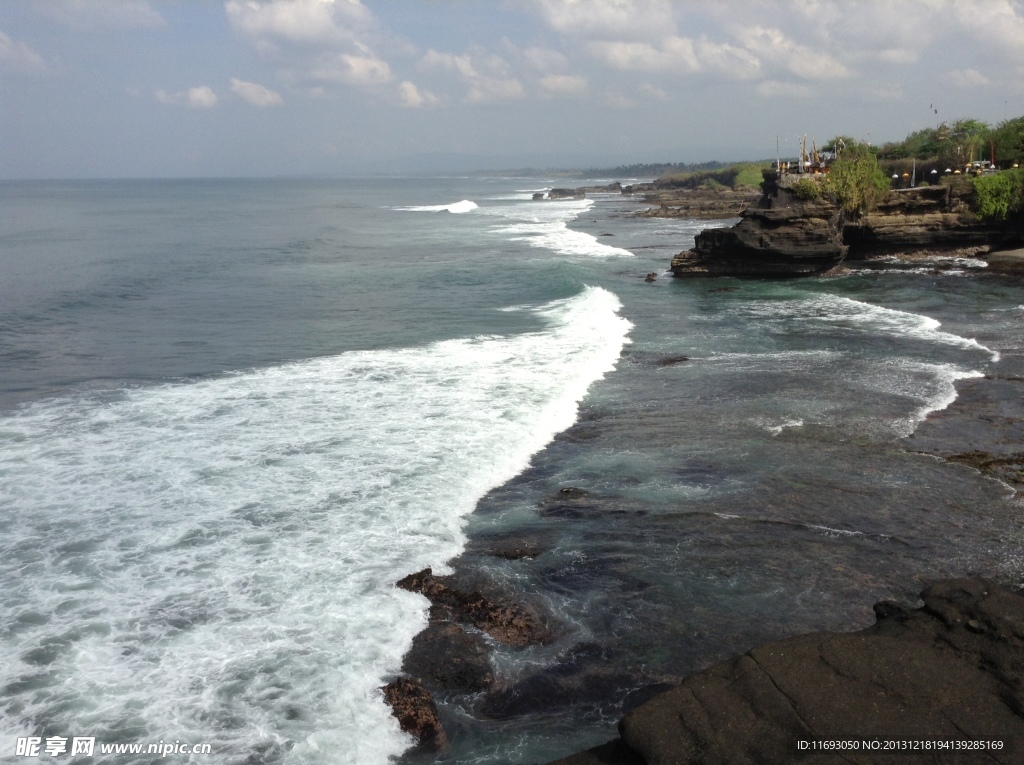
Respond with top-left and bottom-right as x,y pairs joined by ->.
2,0 -> 1023,178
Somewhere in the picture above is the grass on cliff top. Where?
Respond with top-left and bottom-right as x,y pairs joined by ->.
657,162 -> 770,191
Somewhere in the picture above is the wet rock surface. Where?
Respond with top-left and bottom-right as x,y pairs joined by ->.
987,247 -> 1024,273
397,568 -> 552,646
906,355 -> 1024,495
382,677 -> 449,751
548,578 -> 1024,764
403,622 -> 493,693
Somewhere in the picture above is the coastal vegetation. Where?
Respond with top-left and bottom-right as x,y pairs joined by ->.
655,161 -> 770,191
820,140 -> 890,215
972,167 -> 1024,222
877,116 -> 1024,167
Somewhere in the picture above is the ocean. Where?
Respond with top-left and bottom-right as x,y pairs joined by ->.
1,177 -> 1022,764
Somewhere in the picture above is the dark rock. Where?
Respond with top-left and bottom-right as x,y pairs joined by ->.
396,568 -> 551,646
481,642 -> 678,720
548,577 -> 1024,764
556,487 -> 589,500
633,185 -> 760,220
403,622 -> 493,693
671,178 -> 847,278
656,355 -> 689,366
844,185 -> 1015,257
532,192 -> 545,201
546,739 -> 645,765
549,188 -> 586,200
944,451 -> 1024,492
987,247 -> 1024,272
467,529 -> 556,560
644,272 -> 657,282
381,677 -> 448,750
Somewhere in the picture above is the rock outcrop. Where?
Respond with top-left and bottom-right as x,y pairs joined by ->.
844,183 -> 1017,258
546,182 -> 622,200
668,173 -> 1024,278
397,567 -> 552,646
987,247 -> 1024,273
671,175 -> 847,277
630,184 -> 760,220
381,677 -> 448,750
548,578 -> 1024,764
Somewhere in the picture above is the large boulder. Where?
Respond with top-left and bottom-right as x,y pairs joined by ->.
381,676 -> 448,750
548,577 -> 1024,764
671,182 -> 847,277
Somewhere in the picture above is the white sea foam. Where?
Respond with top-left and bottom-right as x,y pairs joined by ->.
758,294 -> 1000,362
0,287 -> 631,765
483,198 -> 634,258
399,199 -> 478,213
766,419 -> 804,435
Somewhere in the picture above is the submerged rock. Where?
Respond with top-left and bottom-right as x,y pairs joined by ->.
547,577 -> 1024,764
381,677 -> 448,750
403,622 -> 493,693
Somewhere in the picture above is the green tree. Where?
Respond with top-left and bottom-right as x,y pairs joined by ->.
991,117 -> 1024,166
941,118 -> 990,168
972,168 -> 1024,222
822,142 -> 890,215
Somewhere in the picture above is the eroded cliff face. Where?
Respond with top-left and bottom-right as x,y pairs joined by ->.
670,173 -> 1024,278
845,183 -> 1014,257
671,177 -> 847,277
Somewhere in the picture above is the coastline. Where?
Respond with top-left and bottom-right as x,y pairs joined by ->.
386,185 -> 1024,764
545,353 -> 1024,765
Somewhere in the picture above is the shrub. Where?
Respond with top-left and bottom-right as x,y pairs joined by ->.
791,178 -> 822,200
822,146 -> 890,215
972,168 -> 1024,222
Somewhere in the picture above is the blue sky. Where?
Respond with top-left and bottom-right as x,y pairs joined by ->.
2,0 -> 1023,178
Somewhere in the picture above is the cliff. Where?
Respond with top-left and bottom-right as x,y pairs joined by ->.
629,182 -> 761,220
548,578 -> 1024,765
670,175 -> 847,277
670,173 -> 1024,278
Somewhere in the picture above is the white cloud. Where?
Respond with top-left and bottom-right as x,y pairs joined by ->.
874,48 -> 919,65
522,46 -> 568,72
230,77 -> 284,106
953,0 -> 1024,60
41,0 -> 165,31
532,0 -> 677,41
737,25 -> 850,80
539,73 -> 588,95
421,49 -> 524,103
0,31 -> 47,74
604,89 -> 636,109
225,0 -> 374,47
398,80 -> 438,107
640,83 -> 669,99
311,51 -> 393,86
695,37 -> 761,80
756,80 -> 815,99
948,67 -> 990,88
588,36 -> 699,71
155,86 -> 219,109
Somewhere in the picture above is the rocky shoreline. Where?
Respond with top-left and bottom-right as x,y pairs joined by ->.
381,176 -> 1024,763
670,172 -> 1024,278
385,361 -> 1024,761
550,577 -> 1024,765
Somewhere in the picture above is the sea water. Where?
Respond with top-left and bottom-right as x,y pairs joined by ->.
1,178 -> 1022,764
